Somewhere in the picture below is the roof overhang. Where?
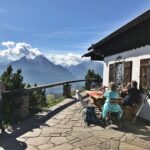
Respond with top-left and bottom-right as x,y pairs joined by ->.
84,10 -> 150,61
82,51 -> 104,61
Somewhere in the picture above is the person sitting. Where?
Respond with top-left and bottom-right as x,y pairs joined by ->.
90,81 -> 98,89
102,82 -> 123,122
122,81 -> 141,107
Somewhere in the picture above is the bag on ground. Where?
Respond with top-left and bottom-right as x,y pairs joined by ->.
83,107 -> 98,125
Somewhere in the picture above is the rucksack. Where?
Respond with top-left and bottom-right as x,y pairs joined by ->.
83,107 -> 98,126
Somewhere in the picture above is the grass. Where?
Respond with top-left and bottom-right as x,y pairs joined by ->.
35,94 -> 64,112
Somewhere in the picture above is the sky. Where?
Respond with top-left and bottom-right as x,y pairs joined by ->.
0,0 -> 150,66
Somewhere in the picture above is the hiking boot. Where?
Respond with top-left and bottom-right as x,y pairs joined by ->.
101,120 -> 107,127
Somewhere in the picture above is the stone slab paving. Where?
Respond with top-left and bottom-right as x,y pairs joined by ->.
0,95 -> 150,150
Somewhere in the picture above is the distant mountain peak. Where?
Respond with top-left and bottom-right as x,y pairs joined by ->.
0,54 -> 76,85
13,55 -> 55,68
34,54 -> 49,61
68,60 -> 103,79
34,55 -> 55,65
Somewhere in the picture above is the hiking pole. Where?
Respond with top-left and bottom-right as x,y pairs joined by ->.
132,90 -> 150,124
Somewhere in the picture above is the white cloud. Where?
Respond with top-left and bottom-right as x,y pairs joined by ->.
46,53 -> 89,67
0,41 -> 41,62
0,41 -> 89,67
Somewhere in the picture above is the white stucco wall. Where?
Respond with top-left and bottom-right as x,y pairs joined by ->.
103,45 -> 150,121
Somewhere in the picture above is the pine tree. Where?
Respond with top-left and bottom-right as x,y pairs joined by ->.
0,65 -> 26,123
85,69 -> 102,88
0,65 -> 25,90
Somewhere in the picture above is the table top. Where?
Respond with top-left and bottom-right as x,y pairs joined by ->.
85,90 -> 104,99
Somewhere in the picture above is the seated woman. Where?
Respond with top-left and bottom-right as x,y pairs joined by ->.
122,81 -> 141,107
102,82 -> 123,121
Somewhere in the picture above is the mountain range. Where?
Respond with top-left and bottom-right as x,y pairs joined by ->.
68,61 -> 103,79
0,55 -> 103,86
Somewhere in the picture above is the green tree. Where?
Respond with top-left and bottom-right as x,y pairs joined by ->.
0,65 -> 26,123
0,65 -> 25,90
29,83 -> 46,113
85,69 -> 102,89
85,69 -> 102,83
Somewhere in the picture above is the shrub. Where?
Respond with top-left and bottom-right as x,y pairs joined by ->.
29,84 -> 46,113
0,65 -> 26,123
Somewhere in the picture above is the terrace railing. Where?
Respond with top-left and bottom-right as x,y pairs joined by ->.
0,79 -> 96,118
2,79 -> 87,96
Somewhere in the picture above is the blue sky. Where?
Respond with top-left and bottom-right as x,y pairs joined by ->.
0,0 -> 150,57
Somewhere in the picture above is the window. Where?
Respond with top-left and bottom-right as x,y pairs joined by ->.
115,62 -> 124,85
109,61 -> 132,85
140,59 -> 150,93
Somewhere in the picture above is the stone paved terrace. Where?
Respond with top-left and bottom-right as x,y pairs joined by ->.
0,93 -> 150,150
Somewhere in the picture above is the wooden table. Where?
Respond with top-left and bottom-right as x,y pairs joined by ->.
85,90 -> 105,110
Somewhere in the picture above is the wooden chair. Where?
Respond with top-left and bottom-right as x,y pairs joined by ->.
122,104 -> 141,120
122,106 -> 133,120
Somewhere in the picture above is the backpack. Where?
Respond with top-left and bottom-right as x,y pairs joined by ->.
83,107 -> 98,126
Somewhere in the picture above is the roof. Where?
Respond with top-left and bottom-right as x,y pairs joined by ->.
85,10 -> 150,60
82,51 -> 104,61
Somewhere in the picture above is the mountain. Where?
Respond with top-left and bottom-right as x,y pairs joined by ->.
0,55 -> 103,91
0,55 -> 76,85
68,61 -> 103,79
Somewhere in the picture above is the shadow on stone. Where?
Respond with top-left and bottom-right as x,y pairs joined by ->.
0,98 -> 78,150
0,132 -> 27,150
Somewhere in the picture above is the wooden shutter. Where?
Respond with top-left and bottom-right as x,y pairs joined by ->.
109,64 -> 115,82
140,59 -> 150,93
123,61 -> 132,85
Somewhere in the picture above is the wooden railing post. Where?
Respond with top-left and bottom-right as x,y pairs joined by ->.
63,83 -> 71,98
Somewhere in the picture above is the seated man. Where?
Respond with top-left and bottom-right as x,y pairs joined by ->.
102,82 -> 123,122
122,81 -> 141,107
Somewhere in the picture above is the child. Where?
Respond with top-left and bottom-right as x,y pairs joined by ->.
102,82 -> 123,121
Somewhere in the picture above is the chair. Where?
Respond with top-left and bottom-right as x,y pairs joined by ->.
104,99 -> 123,127
122,106 -> 133,120
122,103 -> 141,120
76,90 -> 89,110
